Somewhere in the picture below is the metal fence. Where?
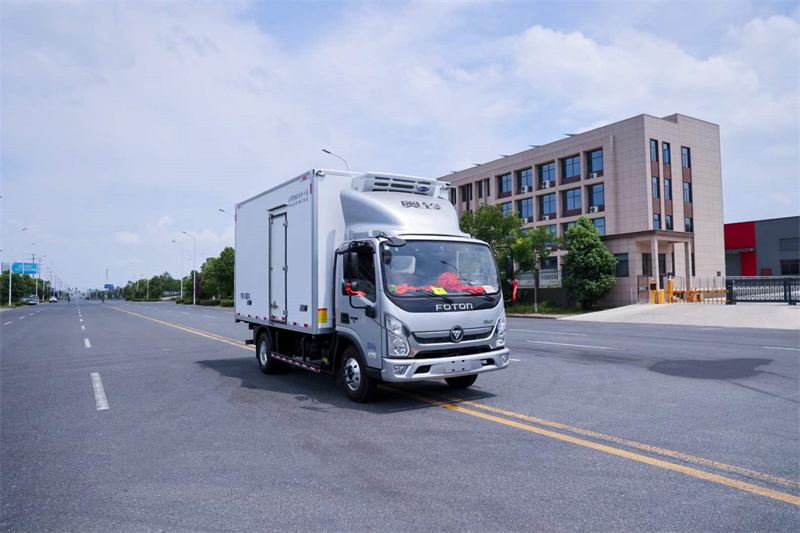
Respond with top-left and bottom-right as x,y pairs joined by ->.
726,277 -> 800,305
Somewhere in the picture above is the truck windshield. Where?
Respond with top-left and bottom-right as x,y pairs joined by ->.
380,240 -> 500,297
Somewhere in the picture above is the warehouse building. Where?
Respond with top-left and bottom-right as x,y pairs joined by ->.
440,113 -> 725,306
725,216 -> 800,277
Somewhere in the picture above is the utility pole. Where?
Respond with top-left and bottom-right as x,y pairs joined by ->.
29,253 -> 38,298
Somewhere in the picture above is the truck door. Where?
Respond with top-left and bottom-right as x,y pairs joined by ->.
337,243 -> 383,369
269,212 -> 288,323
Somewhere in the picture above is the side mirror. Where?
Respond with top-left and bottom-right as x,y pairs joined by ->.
504,256 -> 514,280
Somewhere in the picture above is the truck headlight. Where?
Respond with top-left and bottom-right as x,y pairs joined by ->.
495,313 -> 506,347
386,314 -> 410,357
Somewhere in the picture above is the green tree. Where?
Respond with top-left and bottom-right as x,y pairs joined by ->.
200,257 -> 220,297
214,247 -> 235,298
562,216 -> 617,309
509,227 -> 560,311
460,204 -> 523,249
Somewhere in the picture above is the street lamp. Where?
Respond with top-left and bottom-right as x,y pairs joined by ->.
218,208 -> 234,217
322,149 -> 350,171
182,231 -> 197,305
8,227 -> 28,306
171,240 -> 184,299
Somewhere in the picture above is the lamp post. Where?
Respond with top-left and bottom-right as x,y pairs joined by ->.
218,208 -> 234,217
182,231 -> 197,305
8,227 -> 28,306
172,240 -> 184,299
322,149 -> 350,171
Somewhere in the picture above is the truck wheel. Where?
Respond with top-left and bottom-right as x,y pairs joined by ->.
256,331 -> 288,374
341,346 -> 376,403
445,374 -> 478,389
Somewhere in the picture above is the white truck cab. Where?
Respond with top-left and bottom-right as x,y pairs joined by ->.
235,169 -> 510,402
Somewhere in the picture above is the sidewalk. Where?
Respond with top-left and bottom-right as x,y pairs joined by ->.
562,303 -> 800,330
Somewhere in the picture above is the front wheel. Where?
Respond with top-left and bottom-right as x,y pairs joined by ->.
445,374 -> 478,389
341,346 -> 376,403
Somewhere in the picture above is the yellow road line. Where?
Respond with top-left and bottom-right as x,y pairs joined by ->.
110,307 -> 250,350
108,306 -> 800,506
431,394 -> 800,491
394,389 -> 800,507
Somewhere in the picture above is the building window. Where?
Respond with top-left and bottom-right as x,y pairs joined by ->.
545,225 -> 557,245
564,221 -> 578,234
501,202 -> 512,217
683,182 -> 692,203
542,257 -> 558,270
642,253 -> 652,276
652,176 -> 660,199
681,147 -> 691,168
469,184 -> 473,200
518,198 -> 534,219
562,155 -> 580,180
588,149 -> 603,173
593,217 -> 606,236
517,168 -> 532,192
485,179 -> 490,197
779,238 -> 800,252
685,217 -> 693,233
540,194 -> 557,216
781,259 -> 800,276
459,185 -> 469,203
650,139 -> 658,162
615,253 -> 629,277
477,181 -> 483,199
498,174 -> 512,196
539,162 -> 556,186
664,178 -> 672,201
663,142 -> 671,164
589,183 -> 604,207
563,188 -> 582,211
691,252 -> 696,276
450,189 -> 456,204
665,215 -> 673,231
654,214 -> 661,230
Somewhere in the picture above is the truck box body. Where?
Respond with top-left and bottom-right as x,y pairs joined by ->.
235,169 -> 357,335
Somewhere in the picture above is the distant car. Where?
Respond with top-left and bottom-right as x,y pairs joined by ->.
23,295 -> 39,305
49,296 -> 58,303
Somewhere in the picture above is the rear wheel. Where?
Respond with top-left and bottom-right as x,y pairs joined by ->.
341,346 -> 376,403
256,331 -> 289,374
445,374 -> 478,389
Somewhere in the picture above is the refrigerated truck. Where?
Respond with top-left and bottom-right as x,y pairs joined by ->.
234,169 -> 510,402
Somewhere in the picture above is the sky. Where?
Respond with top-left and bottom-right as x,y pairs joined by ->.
2,0 -> 798,290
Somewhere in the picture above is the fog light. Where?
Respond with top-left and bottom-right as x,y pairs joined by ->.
499,353 -> 509,364
393,364 -> 410,375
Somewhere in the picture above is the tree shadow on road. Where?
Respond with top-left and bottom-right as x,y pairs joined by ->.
196,357 -> 497,414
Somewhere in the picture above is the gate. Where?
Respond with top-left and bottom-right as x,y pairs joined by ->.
726,277 -> 800,305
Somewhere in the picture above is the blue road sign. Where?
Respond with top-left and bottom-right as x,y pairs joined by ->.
12,262 -> 38,275
104,284 -> 114,289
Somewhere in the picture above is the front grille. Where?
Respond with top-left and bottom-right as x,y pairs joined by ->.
414,345 -> 495,359
413,332 -> 489,345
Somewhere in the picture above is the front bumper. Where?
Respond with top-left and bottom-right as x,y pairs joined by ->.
381,347 -> 510,382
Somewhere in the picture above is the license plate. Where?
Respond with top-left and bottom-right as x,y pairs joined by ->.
445,359 -> 471,373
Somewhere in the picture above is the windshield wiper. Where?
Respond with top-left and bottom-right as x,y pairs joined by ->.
406,287 -> 454,304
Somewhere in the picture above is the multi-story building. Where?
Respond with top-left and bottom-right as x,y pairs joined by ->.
440,113 -> 725,306
725,216 -> 800,277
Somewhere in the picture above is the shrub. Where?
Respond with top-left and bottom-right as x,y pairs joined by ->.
219,299 -> 234,307
197,299 -> 221,306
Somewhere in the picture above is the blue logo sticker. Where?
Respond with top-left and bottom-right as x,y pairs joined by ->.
367,342 -> 377,351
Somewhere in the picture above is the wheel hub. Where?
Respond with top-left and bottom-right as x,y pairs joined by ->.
259,342 -> 268,366
344,357 -> 361,391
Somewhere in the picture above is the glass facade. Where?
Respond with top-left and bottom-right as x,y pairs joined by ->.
685,217 -> 694,233
650,140 -> 658,162
654,214 -> 661,229
518,198 -> 533,219
499,174 -> 512,195
681,147 -> 691,168
684,182 -> 692,203
663,142 -> 671,164
588,149 -> 603,173
664,178 -> 672,200
590,183 -> 604,207
517,168 -> 532,191
539,162 -> 556,185
540,193 -> 556,216
562,155 -> 580,179
652,176 -> 659,198
563,188 -> 581,211
665,215 -> 673,231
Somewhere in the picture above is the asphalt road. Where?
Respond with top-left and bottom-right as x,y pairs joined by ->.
1,300 -> 798,532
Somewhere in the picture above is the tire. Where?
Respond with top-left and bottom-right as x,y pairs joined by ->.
341,346 -> 376,403
256,331 -> 289,375
445,374 -> 478,389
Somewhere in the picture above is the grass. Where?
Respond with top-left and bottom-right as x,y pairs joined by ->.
505,301 -> 592,316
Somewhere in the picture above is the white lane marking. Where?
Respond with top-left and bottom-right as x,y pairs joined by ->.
525,340 -> 627,352
18,317 -> 25,320
90,372 -> 109,410
511,329 -> 587,336
81,325 -> 85,331
84,338 -> 91,348
181,312 -> 190,315
510,358 -> 522,362
80,319 -> 83,322
3,321 -> 12,325
762,346 -> 800,352
29,313 -> 34,316
202,315 -> 216,319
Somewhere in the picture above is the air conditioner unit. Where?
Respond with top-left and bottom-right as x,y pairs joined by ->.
588,172 -> 599,179
543,181 -> 552,189
543,215 -> 551,221
589,206 -> 599,213
520,186 -> 529,193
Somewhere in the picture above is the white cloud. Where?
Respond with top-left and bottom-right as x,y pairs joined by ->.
115,232 -> 141,245
157,216 -> 173,228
